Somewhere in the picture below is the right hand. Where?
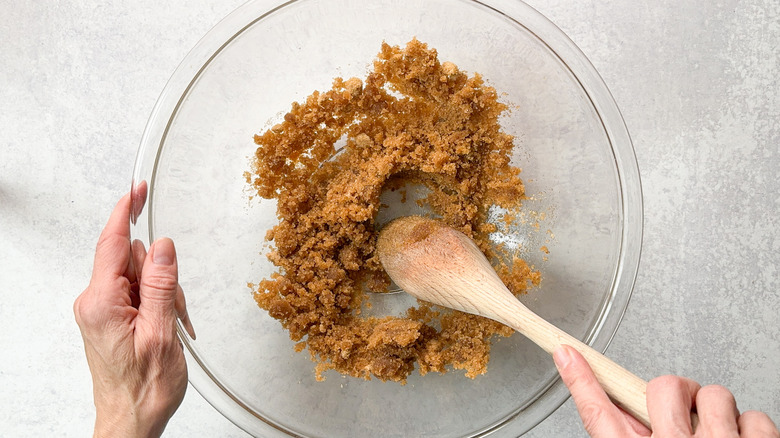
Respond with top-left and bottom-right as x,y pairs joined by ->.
553,345 -> 780,437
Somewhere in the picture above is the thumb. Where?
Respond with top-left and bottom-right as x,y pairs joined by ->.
138,238 -> 179,323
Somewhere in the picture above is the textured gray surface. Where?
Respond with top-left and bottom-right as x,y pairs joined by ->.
1,1 -> 778,437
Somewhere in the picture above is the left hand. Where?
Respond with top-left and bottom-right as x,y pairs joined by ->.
74,187 -> 195,437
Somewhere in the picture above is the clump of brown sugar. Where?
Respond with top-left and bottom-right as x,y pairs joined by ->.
248,39 -> 540,383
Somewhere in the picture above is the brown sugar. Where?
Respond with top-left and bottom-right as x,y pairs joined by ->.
248,39 -> 540,383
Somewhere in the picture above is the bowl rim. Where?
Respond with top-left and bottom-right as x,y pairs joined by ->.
130,0 -> 643,436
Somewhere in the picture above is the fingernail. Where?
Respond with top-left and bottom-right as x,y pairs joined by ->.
152,238 -> 175,266
553,345 -> 573,371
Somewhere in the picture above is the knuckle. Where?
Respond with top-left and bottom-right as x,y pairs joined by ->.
739,410 -> 761,420
649,374 -> 681,389
740,411 -> 780,437
96,232 -> 127,256
138,324 -> 180,358
577,401 -> 607,436
141,270 -> 179,294
561,364 -> 595,390
73,291 -> 98,328
649,374 -> 696,395
698,384 -> 735,403
73,295 -> 82,321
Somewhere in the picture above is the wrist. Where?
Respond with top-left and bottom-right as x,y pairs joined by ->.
94,404 -> 167,438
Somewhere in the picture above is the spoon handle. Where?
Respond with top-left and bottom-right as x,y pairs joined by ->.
497,298 -> 651,428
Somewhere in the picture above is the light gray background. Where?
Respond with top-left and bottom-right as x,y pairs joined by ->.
2,0 -> 778,436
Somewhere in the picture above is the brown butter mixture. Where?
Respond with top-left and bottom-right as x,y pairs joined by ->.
249,39 -> 540,383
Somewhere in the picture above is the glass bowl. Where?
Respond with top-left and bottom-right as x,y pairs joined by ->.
130,0 -> 642,436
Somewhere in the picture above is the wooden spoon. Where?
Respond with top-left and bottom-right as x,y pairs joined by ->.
376,216 -> 653,428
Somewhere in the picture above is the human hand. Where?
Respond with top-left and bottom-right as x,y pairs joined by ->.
74,187 -> 195,438
553,345 -> 779,437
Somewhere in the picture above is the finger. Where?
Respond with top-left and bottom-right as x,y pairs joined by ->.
127,240 -> 147,308
92,192 -> 132,284
554,345 -> 646,437
695,385 -> 739,437
125,181 -> 148,287
138,238 -> 179,325
647,375 -> 701,437
738,410 -> 780,438
126,239 -> 147,284
131,180 -> 148,223
175,284 -> 197,340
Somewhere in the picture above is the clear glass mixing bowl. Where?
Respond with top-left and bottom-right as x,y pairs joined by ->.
130,0 -> 642,436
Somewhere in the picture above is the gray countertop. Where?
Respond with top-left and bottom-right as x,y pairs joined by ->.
2,1 -> 778,436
